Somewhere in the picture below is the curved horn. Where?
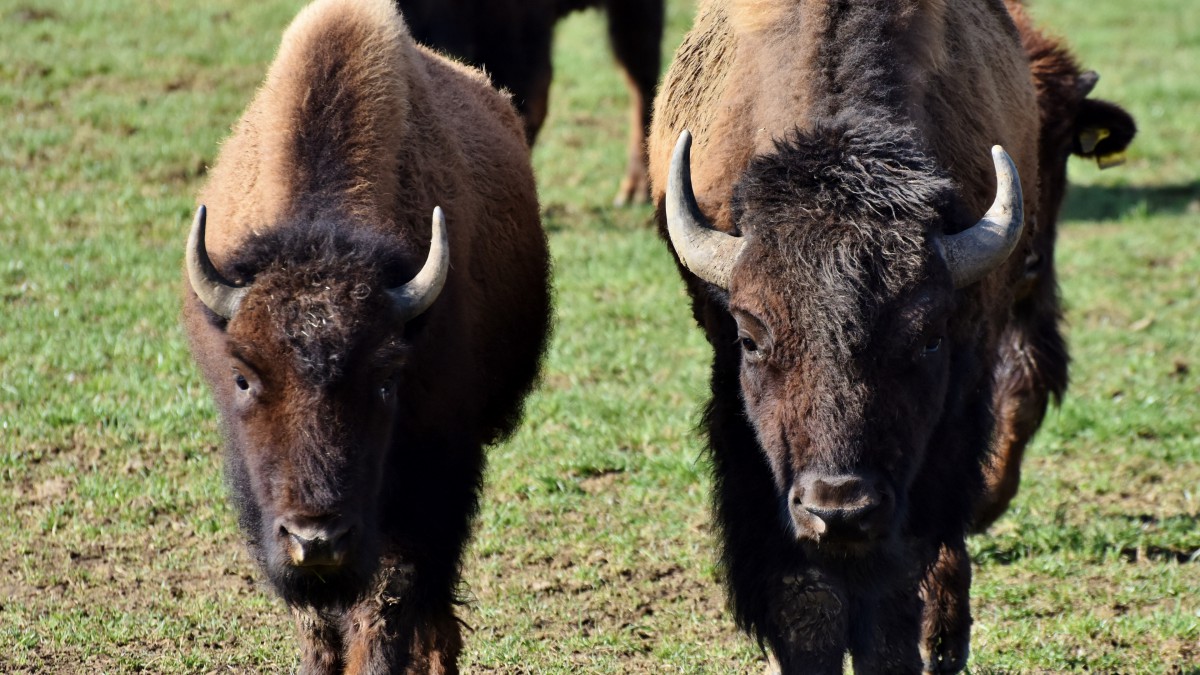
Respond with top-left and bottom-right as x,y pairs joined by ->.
666,130 -> 746,290
940,145 -> 1025,288
1076,70 -> 1100,98
186,205 -> 249,319
387,206 -> 449,321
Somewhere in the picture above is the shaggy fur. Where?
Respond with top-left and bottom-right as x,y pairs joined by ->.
182,0 -> 551,672
730,119 -> 956,357
648,0 -> 1042,672
395,0 -> 664,204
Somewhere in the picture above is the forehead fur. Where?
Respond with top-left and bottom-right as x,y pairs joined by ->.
733,117 -> 954,287
227,220 -> 410,385
730,118 -> 955,352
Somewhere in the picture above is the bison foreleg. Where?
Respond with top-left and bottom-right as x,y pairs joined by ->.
293,606 -> 344,675
918,540 -> 972,674
847,580 -> 924,674
341,564 -> 463,675
604,0 -> 663,206
762,570 -> 850,675
974,304 -> 1065,530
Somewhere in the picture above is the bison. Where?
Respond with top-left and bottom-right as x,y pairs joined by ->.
394,0 -> 664,205
649,0 -> 1051,672
181,0 -> 550,672
974,0 -> 1137,529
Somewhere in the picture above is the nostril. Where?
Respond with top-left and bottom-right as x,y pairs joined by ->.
274,516 -> 355,568
804,501 -> 879,533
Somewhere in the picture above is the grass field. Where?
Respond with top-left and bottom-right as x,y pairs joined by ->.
1,0 -> 1197,672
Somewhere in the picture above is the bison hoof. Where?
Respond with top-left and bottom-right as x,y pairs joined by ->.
922,641 -> 969,674
612,174 -> 651,207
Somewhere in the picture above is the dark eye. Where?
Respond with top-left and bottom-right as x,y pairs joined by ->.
234,373 -> 250,391
740,336 -> 758,353
923,336 -> 944,355
379,379 -> 396,401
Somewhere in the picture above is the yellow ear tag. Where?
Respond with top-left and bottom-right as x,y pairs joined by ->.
1078,126 -> 1112,154
1097,151 -> 1127,169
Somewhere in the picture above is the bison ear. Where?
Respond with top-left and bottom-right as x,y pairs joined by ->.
1072,98 -> 1137,169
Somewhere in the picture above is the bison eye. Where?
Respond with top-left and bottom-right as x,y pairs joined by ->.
740,336 -> 758,353
379,379 -> 396,401
234,374 -> 250,391
923,336 -> 944,355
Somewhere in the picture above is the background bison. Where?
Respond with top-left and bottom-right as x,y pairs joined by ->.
974,0 -> 1138,530
394,0 -> 664,205
182,0 -> 550,671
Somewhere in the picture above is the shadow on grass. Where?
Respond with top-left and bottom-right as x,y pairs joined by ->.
972,514 -> 1200,566
1061,182 -> 1200,222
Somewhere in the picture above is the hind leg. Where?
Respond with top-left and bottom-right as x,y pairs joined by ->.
604,0 -> 663,206
918,540 -> 972,674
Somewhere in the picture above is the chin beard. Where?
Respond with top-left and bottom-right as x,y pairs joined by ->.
265,554 -> 378,610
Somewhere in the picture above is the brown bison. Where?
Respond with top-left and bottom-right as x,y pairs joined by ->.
395,0 -> 664,205
649,0 -> 1045,672
974,0 -> 1137,529
181,0 -> 550,672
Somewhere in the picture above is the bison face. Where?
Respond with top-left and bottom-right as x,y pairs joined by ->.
185,207 -> 449,607
727,260 -> 956,552
664,122 -> 1025,554
1034,69 -> 1136,230
220,306 -> 408,606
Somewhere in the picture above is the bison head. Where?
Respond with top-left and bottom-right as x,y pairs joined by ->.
185,206 -> 448,606
666,121 -> 1023,555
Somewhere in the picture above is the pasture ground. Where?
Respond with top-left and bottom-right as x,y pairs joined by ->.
1,0 -> 1197,672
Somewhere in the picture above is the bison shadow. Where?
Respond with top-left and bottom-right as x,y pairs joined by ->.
1061,182 -> 1200,223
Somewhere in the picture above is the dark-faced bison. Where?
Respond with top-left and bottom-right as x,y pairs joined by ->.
650,0 -> 1046,671
182,0 -> 550,671
394,0 -> 664,205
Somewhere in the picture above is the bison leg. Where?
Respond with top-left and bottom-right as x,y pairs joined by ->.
293,606 -> 344,675
848,582 -> 924,674
762,570 -> 850,675
518,60 -> 554,148
973,274 -> 1067,530
603,0 -> 663,206
341,564 -> 463,675
918,540 -> 972,674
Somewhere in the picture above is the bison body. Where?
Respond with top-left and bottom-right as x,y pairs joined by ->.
395,0 -> 664,205
182,0 -> 550,671
649,0 -> 1043,671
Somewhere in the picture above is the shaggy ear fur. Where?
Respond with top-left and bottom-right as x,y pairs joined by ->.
1071,98 -> 1137,166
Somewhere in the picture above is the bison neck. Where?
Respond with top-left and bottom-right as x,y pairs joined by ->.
659,0 -> 1040,235
197,0 -> 447,259
730,0 -> 947,153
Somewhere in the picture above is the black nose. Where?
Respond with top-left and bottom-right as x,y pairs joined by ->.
790,475 -> 890,541
276,516 -> 355,568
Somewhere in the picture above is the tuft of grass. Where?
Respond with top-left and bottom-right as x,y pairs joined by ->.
1,0 -> 1197,672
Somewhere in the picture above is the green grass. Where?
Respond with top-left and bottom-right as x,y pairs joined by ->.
1,0 -> 1197,672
